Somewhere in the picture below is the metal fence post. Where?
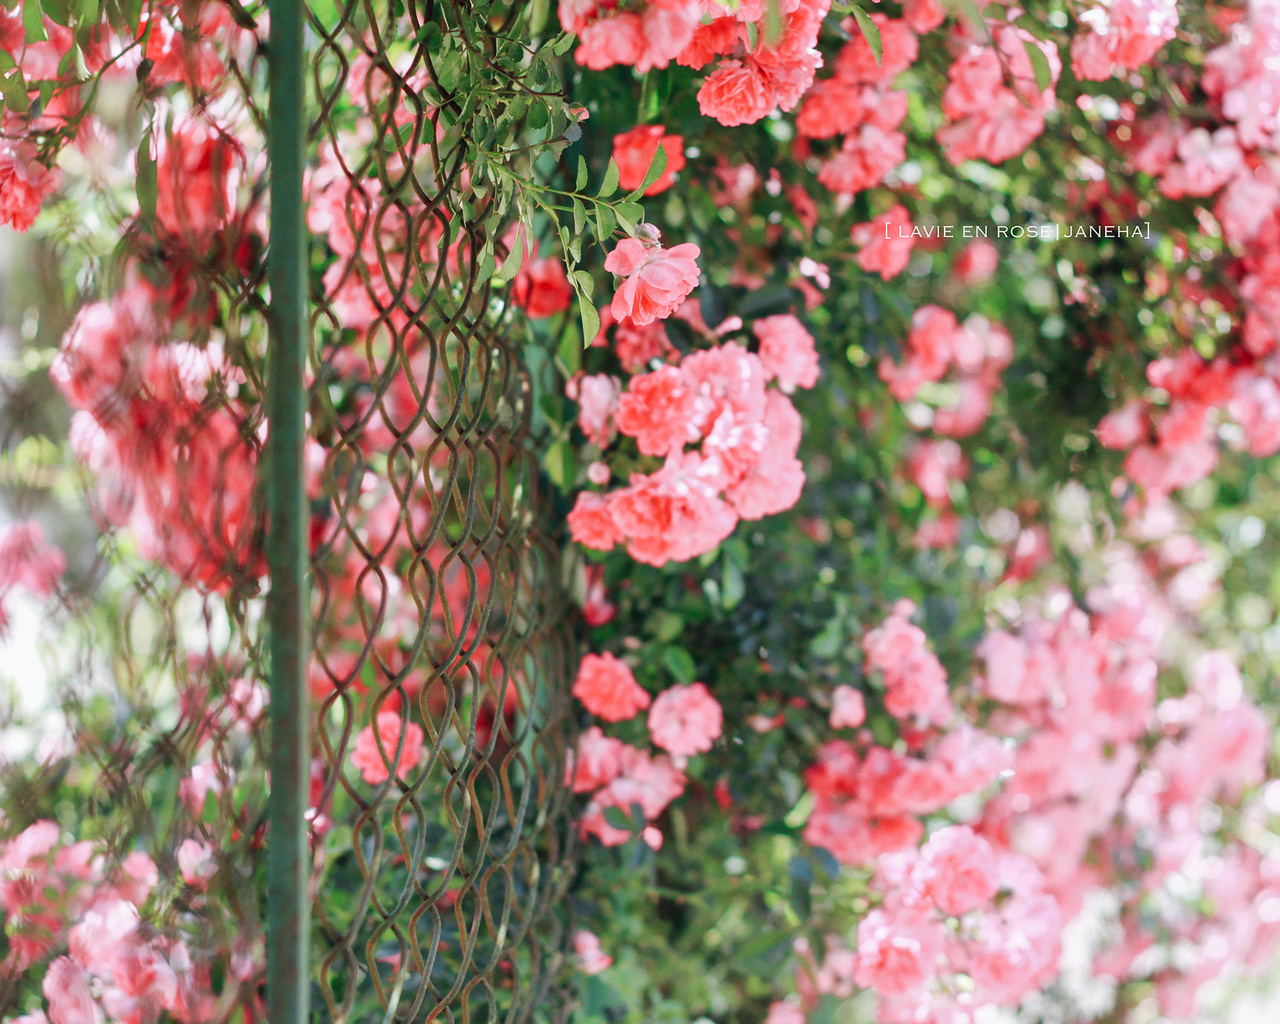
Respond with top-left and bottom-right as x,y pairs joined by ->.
265,0 -> 310,1022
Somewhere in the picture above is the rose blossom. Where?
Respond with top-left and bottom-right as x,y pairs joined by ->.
568,491 -> 623,551
763,1002 -> 806,1024
647,682 -> 723,759
853,907 -> 944,995
830,685 -> 866,729
921,825 -> 999,916
752,315 -> 820,393
697,59 -> 773,127
853,205 -> 915,280
567,725 -> 625,793
572,373 -> 621,448
573,652 -> 651,722
176,839 -> 217,889
605,234 -> 701,326
0,140 -> 62,233
574,930 -> 613,974
608,451 -> 739,565
351,711 -> 426,785
612,124 -> 686,195
513,256 -> 574,317
615,365 -> 698,455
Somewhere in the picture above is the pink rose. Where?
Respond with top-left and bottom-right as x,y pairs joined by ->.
573,652 -> 651,722
574,930 -> 613,974
513,256 -> 574,318
854,907 -> 944,995
612,124 -> 686,195
567,725 -> 626,793
574,373 -> 622,448
568,491 -> 623,551
853,205 -> 915,280
753,315 -> 820,393
697,59 -> 773,127
0,140 -> 61,233
830,685 -> 866,729
616,365 -> 698,455
606,235 -> 702,326
648,682 -> 723,759
44,957 -> 97,1024
608,452 -> 739,565
921,825 -> 999,916
176,839 -> 217,889
351,711 -> 426,785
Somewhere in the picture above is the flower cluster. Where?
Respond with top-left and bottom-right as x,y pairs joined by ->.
51,283 -> 261,591
803,717 -> 1012,867
799,14 -> 915,195
0,820 -> 245,1024
570,266 -> 817,565
937,24 -> 1062,166
568,654 -> 724,845
1071,0 -> 1179,81
852,829 -> 1060,1021
879,305 -> 1013,437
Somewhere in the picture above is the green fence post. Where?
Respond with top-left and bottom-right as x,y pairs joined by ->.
265,0 -> 310,1022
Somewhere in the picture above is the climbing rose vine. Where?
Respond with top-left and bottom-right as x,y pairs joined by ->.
3,1 -> 1280,1024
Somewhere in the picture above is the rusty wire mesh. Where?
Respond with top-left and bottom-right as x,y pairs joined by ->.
300,3 -> 580,1018
17,1 -> 580,1021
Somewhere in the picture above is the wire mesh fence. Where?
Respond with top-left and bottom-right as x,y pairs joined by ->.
0,1 -> 580,1022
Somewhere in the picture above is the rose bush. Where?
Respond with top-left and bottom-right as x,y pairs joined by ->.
2,2 -> 1280,1024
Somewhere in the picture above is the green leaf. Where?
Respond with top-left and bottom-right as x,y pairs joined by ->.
22,0 -> 45,41
42,0 -> 70,26
602,806 -> 633,830
598,158 -> 620,199
579,298 -> 601,349
557,327 -> 581,375
1013,13 -> 1050,40
614,201 -> 644,236
415,20 -> 443,51
0,68 -> 27,114
787,855 -> 814,884
660,646 -> 696,684
572,197 -> 587,240
491,231 -> 525,286
559,221 -> 581,262
549,31 -> 576,56
811,846 -> 842,880
624,142 -> 667,201
789,872 -> 812,920
576,155 -> 588,190
572,268 -> 593,297
809,996 -> 844,1024
544,441 -> 573,487
476,240 -> 496,284
593,203 -> 616,243
136,131 -> 157,222
849,7 -> 881,67
809,617 -> 844,658
763,0 -> 785,44
201,790 -> 220,825
722,560 -> 745,609
1023,38 -> 1053,94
